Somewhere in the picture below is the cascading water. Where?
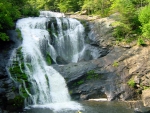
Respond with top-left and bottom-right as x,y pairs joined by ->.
51,17 -> 85,63
40,11 -> 85,63
8,11 -> 83,111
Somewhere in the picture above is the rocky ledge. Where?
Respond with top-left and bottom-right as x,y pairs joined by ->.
0,31 -> 23,112
53,14 -> 150,109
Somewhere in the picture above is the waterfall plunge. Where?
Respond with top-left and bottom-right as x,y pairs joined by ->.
13,12 -> 83,111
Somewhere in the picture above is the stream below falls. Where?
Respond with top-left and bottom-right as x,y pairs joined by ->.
23,101 -> 134,113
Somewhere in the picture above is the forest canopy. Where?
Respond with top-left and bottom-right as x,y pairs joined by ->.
1,0 -> 150,43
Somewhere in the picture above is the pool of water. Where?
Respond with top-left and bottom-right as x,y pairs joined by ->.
24,101 -> 134,113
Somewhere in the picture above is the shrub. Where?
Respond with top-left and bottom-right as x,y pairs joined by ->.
0,32 -> 9,41
21,6 -> 39,17
137,37 -> 145,46
112,61 -> 119,67
112,21 -> 131,41
138,4 -> 150,38
127,79 -> 135,88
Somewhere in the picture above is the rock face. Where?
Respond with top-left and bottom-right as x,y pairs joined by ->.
55,14 -> 150,103
142,89 -> 150,107
0,31 -> 23,112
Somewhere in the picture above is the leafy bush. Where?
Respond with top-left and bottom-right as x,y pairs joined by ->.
21,6 -> 39,17
137,37 -> 145,45
112,21 -> 131,41
0,32 -> 9,41
142,22 -> 150,38
139,4 -> 150,38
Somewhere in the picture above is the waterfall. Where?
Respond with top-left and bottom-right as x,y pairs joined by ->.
51,17 -> 85,63
8,12 -> 83,111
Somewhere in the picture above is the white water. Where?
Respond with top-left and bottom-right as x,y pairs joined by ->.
15,13 -> 83,111
40,11 -> 65,17
53,17 -> 85,62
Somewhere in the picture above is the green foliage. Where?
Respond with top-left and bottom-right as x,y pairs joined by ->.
139,4 -> 150,38
110,0 -> 141,42
16,28 -> 22,40
0,32 -> 9,41
127,79 -> 136,88
87,70 -> 99,80
142,22 -> 150,38
137,37 -> 145,45
112,61 -> 119,67
8,96 -> 24,108
79,20 -> 90,32
9,47 -> 31,98
112,21 -> 131,41
58,0 -> 82,12
138,4 -> 150,25
46,53 -> 52,65
20,6 -> 39,17
0,1 -> 21,41
26,63 -> 33,72
82,0 -> 111,16
69,90 -> 73,95
143,86 -> 150,90
77,80 -> 84,85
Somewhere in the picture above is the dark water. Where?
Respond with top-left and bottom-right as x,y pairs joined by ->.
24,101 -> 134,113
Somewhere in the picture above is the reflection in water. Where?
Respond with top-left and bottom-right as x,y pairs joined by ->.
24,101 -> 134,113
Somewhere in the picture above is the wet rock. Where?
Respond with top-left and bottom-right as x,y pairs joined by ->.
134,107 -> 150,113
0,30 -> 22,112
53,60 -> 98,84
56,56 -> 68,64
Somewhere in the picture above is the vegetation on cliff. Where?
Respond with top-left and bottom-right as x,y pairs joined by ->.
0,0 -> 38,41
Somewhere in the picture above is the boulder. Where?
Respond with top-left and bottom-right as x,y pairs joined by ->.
142,89 -> 150,107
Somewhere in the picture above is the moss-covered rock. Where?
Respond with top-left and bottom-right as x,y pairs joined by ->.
7,95 -> 24,111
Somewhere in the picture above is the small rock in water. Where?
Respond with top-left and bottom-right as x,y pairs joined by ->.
134,107 -> 150,113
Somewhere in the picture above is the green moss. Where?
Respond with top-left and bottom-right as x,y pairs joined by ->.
86,70 -> 99,80
77,80 -> 84,85
8,96 -> 24,108
79,19 -> 90,32
48,28 -> 58,37
45,74 -> 50,87
20,88 -> 29,98
26,63 -> 32,72
112,61 -> 119,67
16,28 -> 23,40
9,47 -> 31,99
46,53 -> 52,65
69,90 -> 73,95
127,79 -> 136,88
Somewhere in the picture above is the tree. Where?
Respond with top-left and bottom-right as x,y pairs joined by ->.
138,3 -> 150,38
0,1 -> 20,41
58,0 -> 82,12
110,0 -> 141,40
